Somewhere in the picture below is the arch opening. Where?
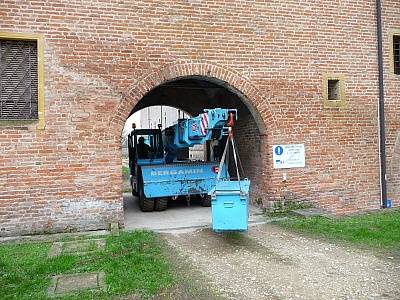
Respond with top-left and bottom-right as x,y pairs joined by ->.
119,74 -> 269,228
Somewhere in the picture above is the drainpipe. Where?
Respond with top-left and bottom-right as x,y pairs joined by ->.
376,0 -> 388,208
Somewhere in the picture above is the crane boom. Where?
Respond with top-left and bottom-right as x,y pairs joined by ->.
164,108 -> 237,164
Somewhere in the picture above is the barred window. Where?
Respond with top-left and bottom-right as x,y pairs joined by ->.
0,39 -> 38,119
394,35 -> 400,75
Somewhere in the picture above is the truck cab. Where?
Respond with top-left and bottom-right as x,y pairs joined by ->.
127,127 -> 164,194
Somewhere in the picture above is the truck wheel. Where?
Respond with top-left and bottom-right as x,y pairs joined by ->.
137,171 -> 154,212
130,177 -> 138,196
154,197 -> 168,211
139,186 -> 154,212
140,195 -> 154,212
197,195 -> 211,207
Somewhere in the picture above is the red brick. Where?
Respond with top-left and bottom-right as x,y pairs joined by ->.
0,0 -> 398,236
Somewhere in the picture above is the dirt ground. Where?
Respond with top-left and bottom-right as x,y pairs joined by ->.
156,223 -> 400,300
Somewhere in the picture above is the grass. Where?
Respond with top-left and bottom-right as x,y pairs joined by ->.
1,210 -> 399,299
122,165 -> 129,174
0,231 -> 174,300
274,210 -> 400,251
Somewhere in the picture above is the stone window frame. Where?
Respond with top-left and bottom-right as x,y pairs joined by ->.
323,73 -> 346,108
0,32 -> 44,129
389,29 -> 400,78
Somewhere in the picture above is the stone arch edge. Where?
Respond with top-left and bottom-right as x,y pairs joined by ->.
108,61 -> 276,138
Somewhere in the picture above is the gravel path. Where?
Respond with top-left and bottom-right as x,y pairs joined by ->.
163,223 -> 400,300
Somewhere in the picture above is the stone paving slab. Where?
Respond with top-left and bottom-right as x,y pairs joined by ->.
293,206 -> 399,220
48,271 -> 106,296
0,230 -> 109,245
48,238 -> 106,258
291,208 -> 329,218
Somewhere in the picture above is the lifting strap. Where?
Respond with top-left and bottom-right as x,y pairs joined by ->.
215,127 -> 245,193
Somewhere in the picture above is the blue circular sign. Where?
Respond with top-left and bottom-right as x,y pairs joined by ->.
275,146 -> 283,155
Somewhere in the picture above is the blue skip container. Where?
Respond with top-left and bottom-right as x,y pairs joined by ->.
210,179 -> 250,232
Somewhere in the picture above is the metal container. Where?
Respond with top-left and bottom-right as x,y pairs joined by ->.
210,179 -> 250,232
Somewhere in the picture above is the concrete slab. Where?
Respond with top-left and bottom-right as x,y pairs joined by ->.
321,213 -> 344,220
48,238 -> 106,258
292,208 -> 328,218
0,230 -> 109,245
123,193 -> 269,232
48,271 -> 106,296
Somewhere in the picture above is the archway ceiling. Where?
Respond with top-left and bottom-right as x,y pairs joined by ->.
130,78 -> 240,118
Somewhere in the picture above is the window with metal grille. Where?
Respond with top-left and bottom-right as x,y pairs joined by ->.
394,35 -> 400,75
0,39 -> 38,119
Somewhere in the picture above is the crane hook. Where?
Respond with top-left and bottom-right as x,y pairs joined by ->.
226,112 -> 235,127
226,112 -> 235,137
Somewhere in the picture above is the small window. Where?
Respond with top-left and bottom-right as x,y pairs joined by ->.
389,30 -> 400,78
323,74 -> 345,107
0,32 -> 44,128
328,79 -> 341,100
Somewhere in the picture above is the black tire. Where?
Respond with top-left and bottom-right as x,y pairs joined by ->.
139,192 -> 154,212
154,197 -> 168,211
197,195 -> 211,207
130,176 -> 138,196
138,175 -> 154,212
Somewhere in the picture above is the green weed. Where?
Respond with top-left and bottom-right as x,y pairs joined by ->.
122,165 -> 129,174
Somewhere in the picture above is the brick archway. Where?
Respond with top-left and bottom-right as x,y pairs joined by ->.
109,61 -> 275,137
110,61 -> 276,203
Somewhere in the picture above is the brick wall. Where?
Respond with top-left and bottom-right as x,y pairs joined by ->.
0,0 -> 399,236
383,1 -> 400,204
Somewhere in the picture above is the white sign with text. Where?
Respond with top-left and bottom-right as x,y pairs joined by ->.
273,144 -> 305,169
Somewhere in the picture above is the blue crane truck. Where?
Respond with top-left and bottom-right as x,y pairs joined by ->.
127,108 -> 237,212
